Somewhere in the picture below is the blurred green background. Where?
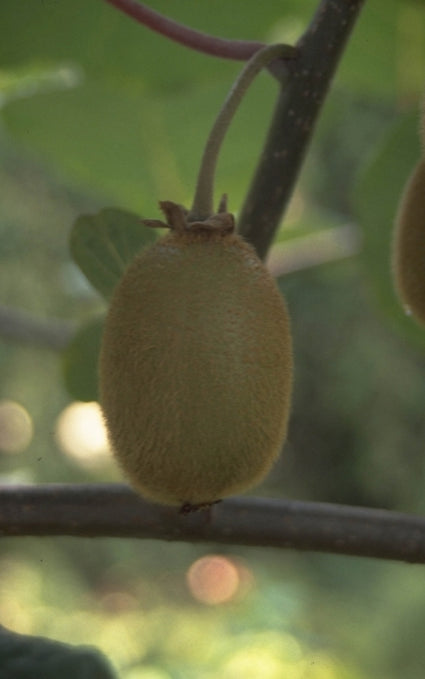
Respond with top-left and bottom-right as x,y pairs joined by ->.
1,0 -> 425,677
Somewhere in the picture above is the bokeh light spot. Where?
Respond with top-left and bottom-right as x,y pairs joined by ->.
186,555 -> 250,605
55,401 -> 110,467
0,400 -> 33,454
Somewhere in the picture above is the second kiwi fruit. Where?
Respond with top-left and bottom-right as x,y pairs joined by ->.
393,158 -> 425,324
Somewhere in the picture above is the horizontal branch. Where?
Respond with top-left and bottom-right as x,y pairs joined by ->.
0,306 -> 74,350
2,484 -> 425,564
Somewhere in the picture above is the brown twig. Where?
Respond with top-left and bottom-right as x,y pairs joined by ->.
2,484 -> 425,564
238,0 -> 365,258
103,0 -> 265,60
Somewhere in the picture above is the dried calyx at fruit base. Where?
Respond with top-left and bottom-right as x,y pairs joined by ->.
98,44 -> 295,511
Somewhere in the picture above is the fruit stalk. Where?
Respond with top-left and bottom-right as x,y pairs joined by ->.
189,43 -> 296,221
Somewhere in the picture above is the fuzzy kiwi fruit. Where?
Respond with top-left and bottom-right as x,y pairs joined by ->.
393,158 -> 425,324
99,201 -> 293,507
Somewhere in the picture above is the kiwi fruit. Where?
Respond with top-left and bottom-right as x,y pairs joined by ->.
393,158 -> 425,324
99,201 -> 293,507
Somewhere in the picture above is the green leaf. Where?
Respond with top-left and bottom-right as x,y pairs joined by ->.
1,76 -> 276,215
0,0 -> 420,99
62,316 -> 104,403
0,1 -> 317,92
353,110 -> 425,350
70,207 -> 156,299
337,0 -> 425,99
3,1 -> 423,213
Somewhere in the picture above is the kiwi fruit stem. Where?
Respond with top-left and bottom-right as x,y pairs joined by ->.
189,43 -> 294,223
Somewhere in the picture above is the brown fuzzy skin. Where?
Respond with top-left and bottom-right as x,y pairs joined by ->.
393,158 -> 425,324
99,209 -> 293,506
